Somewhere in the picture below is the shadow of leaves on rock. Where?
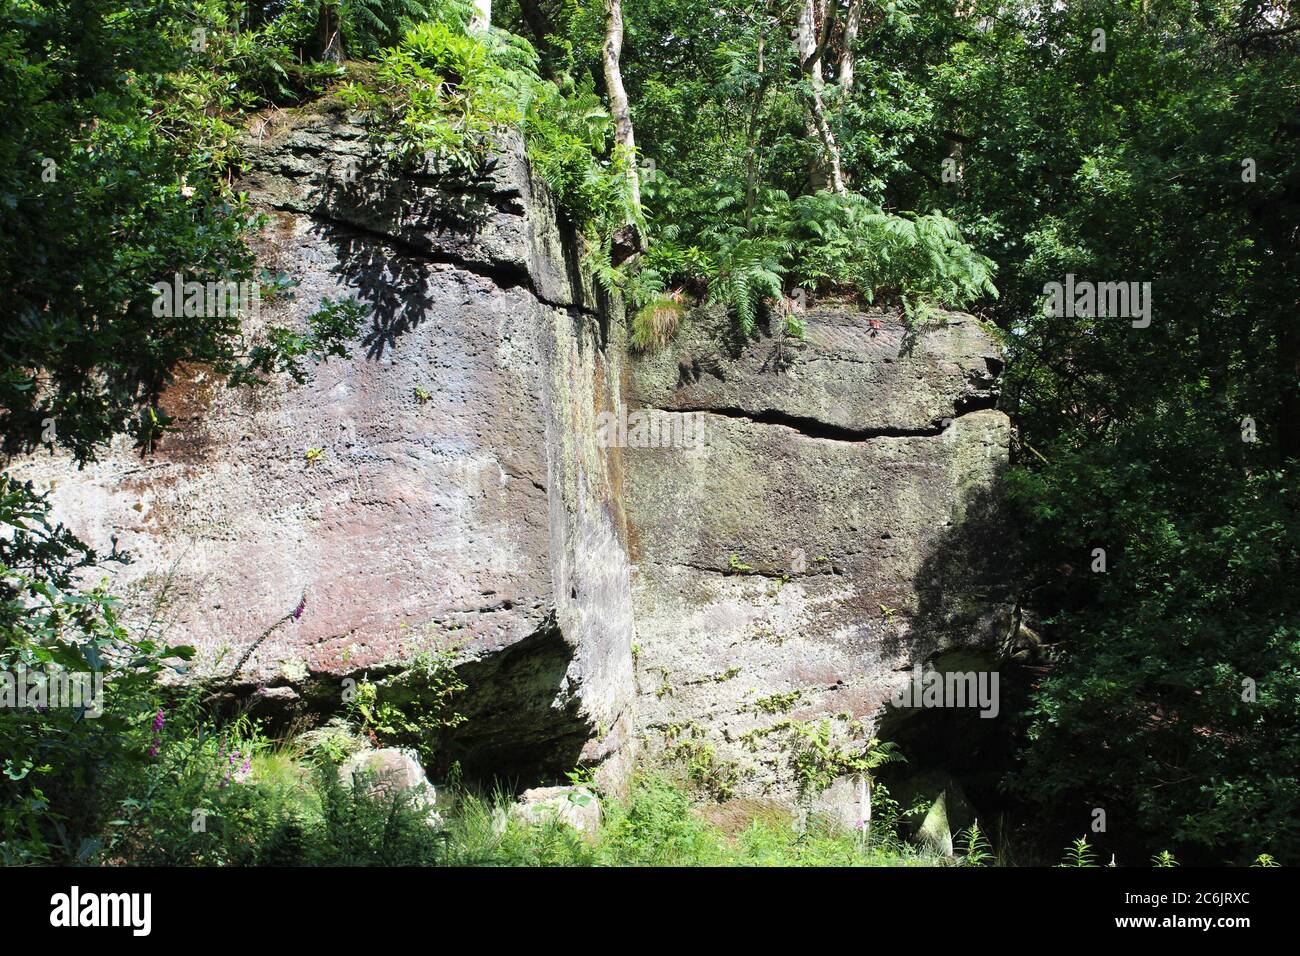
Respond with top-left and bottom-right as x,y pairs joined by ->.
312,157 -> 502,359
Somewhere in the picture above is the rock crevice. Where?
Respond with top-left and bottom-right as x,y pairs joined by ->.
646,403 -> 994,441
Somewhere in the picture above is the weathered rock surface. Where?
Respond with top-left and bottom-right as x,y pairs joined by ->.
7,106 -> 1013,802
632,305 -> 1003,432
808,775 -> 872,834
512,785 -> 602,837
8,103 -> 634,786
624,306 -> 1014,798
339,747 -> 440,812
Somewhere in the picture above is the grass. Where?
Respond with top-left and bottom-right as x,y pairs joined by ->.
79,701 -> 946,867
239,758 -> 942,867
129,721 -> 943,866
431,779 -> 944,867
113,726 -> 1208,867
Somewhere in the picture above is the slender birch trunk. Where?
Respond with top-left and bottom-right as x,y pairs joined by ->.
840,0 -> 861,90
603,0 -> 641,210
794,0 -> 846,194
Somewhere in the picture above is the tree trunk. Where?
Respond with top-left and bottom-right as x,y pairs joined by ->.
603,0 -> 642,211
469,0 -> 491,31
517,0 -> 556,51
840,0 -> 861,90
794,0 -> 845,194
744,32 -> 771,229
315,1 -> 344,63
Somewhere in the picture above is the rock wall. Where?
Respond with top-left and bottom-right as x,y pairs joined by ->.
8,102 -> 636,785
8,106 -> 1013,798
624,307 -> 1014,798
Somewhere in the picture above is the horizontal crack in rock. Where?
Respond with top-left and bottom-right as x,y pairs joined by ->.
649,405 -> 979,441
638,557 -> 845,580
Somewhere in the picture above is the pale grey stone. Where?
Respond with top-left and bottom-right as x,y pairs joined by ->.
513,785 -> 601,837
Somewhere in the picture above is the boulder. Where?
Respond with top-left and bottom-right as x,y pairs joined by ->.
808,776 -> 872,834
512,785 -> 601,837
298,717 -> 368,761
339,747 -> 439,813
889,769 -> 978,855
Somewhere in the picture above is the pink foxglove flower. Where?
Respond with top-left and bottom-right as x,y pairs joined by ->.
148,708 -> 166,756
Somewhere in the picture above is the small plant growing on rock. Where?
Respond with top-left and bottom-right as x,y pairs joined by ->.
563,767 -> 598,807
345,643 -> 466,762
753,690 -> 802,715
665,734 -> 744,801
727,553 -> 755,575
784,719 -> 903,801
629,288 -> 688,353
687,667 -> 740,685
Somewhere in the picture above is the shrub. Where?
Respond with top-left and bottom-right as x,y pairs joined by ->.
0,479 -> 192,864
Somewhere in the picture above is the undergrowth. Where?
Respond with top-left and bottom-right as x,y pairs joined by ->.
59,690 -> 935,866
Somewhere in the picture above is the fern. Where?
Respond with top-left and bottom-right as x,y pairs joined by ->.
781,719 -> 904,800
339,14 -> 639,263
781,192 -> 997,315
588,253 -> 625,298
340,0 -> 461,58
704,237 -> 786,336
522,74 -> 642,246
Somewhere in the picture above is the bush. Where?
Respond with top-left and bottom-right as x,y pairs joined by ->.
338,10 -> 640,252
0,479 -> 191,864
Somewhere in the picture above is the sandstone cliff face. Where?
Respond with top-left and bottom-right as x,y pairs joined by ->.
9,109 -> 1012,796
10,103 -> 636,783
623,307 -> 1014,798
